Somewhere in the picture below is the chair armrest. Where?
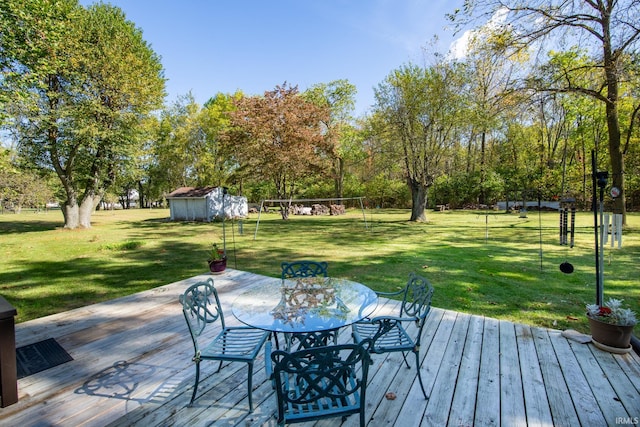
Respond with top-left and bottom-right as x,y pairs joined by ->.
361,315 -> 420,342
374,289 -> 405,298
368,315 -> 417,324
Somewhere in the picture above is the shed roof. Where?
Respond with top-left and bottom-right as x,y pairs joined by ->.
167,186 -> 218,198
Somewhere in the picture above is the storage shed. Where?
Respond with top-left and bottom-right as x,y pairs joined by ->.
167,187 -> 248,222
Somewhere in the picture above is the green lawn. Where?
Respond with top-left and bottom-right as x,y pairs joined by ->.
1,207 -> 638,334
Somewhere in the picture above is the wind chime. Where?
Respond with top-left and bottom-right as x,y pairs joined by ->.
559,197 -> 576,248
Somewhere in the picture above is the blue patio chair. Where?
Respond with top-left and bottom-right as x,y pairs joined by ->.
351,272 -> 434,399
276,260 -> 331,349
287,329 -> 339,351
179,278 -> 269,411
280,260 -> 328,279
266,340 -> 372,426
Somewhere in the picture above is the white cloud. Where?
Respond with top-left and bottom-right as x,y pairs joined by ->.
447,7 -> 509,59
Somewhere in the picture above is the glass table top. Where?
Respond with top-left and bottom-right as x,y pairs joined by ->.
231,277 -> 378,333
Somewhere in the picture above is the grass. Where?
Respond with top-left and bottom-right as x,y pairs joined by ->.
0,207 -> 638,335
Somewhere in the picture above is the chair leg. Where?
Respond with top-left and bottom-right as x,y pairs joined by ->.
247,362 -> 254,412
401,351 -> 411,369
189,360 -> 201,406
216,360 -> 223,373
414,351 -> 427,399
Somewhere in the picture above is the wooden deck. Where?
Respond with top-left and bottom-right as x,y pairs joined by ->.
1,269 -> 639,426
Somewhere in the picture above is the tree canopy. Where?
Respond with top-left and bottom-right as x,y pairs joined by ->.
2,2 -> 640,222
225,83 -> 335,219
451,0 -> 640,221
373,62 -> 467,221
0,0 -> 165,228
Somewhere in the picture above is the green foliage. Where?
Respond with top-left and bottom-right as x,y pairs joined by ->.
206,242 -> 225,262
101,240 -> 144,251
430,171 -> 504,208
0,147 -> 56,211
362,175 -> 409,209
373,61 -> 468,220
1,0 -> 165,228
454,0 -> 640,218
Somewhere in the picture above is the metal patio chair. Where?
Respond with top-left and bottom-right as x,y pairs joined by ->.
266,340 -> 372,426
351,272 -> 434,399
276,260 -> 333,349
179,278 -> 269,411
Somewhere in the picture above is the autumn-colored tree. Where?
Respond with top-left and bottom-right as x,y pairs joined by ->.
226,83 -> 334,219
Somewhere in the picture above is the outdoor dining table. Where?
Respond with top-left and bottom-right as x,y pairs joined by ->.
231,276 -> 378,339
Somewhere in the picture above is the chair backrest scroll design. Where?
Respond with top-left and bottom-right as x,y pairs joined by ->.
280,261 -> 329,279
400,272 -> 435,327
179,279 -> 225,350
271,341 -> 371,425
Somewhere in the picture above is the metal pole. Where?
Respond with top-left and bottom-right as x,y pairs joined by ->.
359,197 -> 369,230
485,214 -> 489,243
253,200 -> 264,240
598,183 -> 605,301
222,187 -> 227,256
592,151 -> 602,306
538,197 -> 543,272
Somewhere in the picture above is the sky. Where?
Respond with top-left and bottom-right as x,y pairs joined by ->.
81,1 -> 467,117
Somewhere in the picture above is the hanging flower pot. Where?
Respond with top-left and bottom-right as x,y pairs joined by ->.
207,243 -> 227,273
208,257 -> 227,273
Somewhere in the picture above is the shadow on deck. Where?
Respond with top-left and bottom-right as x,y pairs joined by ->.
1,269 -> 638,426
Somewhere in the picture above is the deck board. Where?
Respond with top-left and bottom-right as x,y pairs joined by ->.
531,327 -> 580,427
1,269 -> 638,426
447,314 -> 484,427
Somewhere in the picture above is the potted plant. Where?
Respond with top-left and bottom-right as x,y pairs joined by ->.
207,243 -> 227,273
586,298 -> 637,352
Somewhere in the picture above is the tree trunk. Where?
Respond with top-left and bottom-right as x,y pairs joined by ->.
138,181 -> 145,208
408,178 -> 428,222
78,195 -> 100,228
62,202 -> 80,229
601,11 -> 627,224
62,194 -> 99,229
334,157 -> 344,200
605,101 -> 626,222
278,202 -> 289,220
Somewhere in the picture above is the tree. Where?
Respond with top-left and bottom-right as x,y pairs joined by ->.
154,94 -> 206,190
225,83 -> 335,219
0,147 -> 55,212
373,62 -> 466,221
1,0 -> 164,228
452,0 -> 640,222
459,28 -> 523,205
303,80 -> 364,201
151,92 -> 239,196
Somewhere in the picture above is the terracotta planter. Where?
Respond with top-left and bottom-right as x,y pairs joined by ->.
587,316 -> 634,350
208,257 -> 227,273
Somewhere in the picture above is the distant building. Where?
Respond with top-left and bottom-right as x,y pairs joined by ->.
166,187 -> 248,222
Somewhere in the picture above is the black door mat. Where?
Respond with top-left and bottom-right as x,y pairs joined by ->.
17,338 -> 73,379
